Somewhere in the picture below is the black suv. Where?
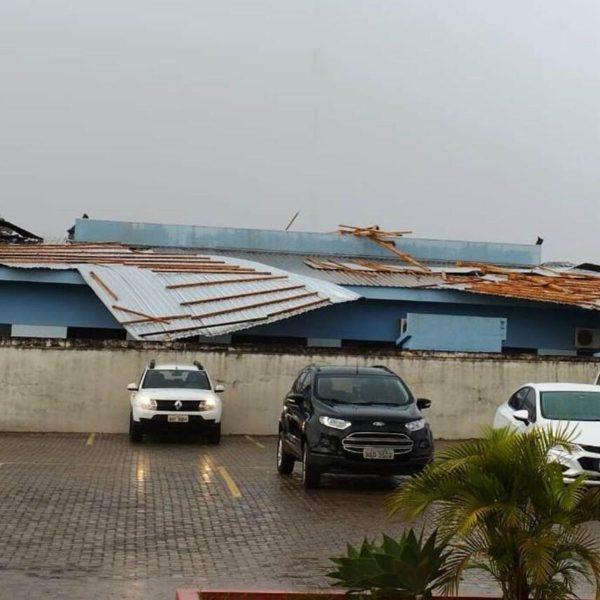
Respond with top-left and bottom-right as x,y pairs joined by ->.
277,365 -> 433,488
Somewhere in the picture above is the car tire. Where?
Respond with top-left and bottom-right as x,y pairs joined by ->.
301,444 -> 320,489
207,423 -> 221,445
129,413 -> 143,443
276,432 -> 295,475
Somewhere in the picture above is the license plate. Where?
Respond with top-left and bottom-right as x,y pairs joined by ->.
363,447 -> 394,460
167,414 -> 189,423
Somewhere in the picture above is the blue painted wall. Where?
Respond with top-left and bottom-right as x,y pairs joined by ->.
0,281 -> 120,329
239,298 -> 600,352
73,218 -> 541,266
0,277 -> 597,352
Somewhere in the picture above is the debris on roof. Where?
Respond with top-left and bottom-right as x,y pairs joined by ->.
441,267 -> 600,309
304,253 -> 600,310
336,224 -> 430,272
0,218 -> 42,244
0,243 -> 359,340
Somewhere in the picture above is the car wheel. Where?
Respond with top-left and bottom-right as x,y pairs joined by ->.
129,412 -> 143,443
301,444 -> 320,489
207,423 -> 221,445
276,432 -> 295,475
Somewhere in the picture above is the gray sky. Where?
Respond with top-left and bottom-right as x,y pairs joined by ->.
1,1 -> 599,262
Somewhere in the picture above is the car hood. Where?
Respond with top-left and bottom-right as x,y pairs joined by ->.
544,420 -> 600,445
316,399 -> 422,422
136,388 -> 216,401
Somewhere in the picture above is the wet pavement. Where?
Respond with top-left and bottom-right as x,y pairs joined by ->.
0,433 -> 595,599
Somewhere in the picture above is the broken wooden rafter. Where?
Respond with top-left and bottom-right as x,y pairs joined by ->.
90,271 -> 119,301
166,275 -> 288,290
137,316 -> 268,338
192,291 -> 320,319
180,284 -> 306,306
113,305 -> 174,324
337,224 -> 412,238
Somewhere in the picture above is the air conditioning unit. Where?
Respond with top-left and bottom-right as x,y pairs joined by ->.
574,328 -> 600,349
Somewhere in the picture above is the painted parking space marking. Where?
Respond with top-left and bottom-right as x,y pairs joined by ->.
217,466 -> 242,498
244,435 -> 265,449
86,433 -> 96,446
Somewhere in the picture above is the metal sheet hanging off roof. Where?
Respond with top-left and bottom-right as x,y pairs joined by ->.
76,258 -> 359,340
0,243 -> 360,340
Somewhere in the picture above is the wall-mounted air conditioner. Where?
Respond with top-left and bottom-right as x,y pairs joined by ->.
574,328 -> 600,349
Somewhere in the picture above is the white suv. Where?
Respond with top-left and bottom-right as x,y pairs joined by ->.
128,361 -> 223,444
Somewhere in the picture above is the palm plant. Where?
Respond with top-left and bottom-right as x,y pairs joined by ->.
328,528 -> 450,599
387,427 -> 600,600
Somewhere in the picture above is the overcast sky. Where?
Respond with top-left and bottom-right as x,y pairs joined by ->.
1,1 -> 599,262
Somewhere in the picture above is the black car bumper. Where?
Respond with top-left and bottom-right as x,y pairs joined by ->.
309,451 -> 430,476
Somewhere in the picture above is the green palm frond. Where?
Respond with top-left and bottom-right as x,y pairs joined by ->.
385,427 -> 600,600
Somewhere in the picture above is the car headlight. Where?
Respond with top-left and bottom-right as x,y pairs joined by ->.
137,397 -> 157,410
319,416 -> 351,430
199,398 -> 217,411
405,419 -> 425,432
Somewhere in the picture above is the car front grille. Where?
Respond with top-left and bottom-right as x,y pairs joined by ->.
342,432 -> 414,456
581,444 -> 600,454
155,400 -> 202,412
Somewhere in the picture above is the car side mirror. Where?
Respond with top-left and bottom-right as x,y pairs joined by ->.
214,384 -> 225,393
127,383 -> 138,391
286,392 -> 304,405
416,398 -> 431,410
513,409 -> 530,424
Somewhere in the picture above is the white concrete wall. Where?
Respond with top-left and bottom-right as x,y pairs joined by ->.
1,342 -> 598,439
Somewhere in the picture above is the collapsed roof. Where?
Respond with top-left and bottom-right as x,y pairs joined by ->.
0,243 -> 359,340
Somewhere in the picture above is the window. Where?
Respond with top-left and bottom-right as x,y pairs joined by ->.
508,387 -> 528,410
300,371 -> 313,401
142,369 -> 210,390
540,391 -> 600,421
523,388 -> 537,422
315,375 -> 411,406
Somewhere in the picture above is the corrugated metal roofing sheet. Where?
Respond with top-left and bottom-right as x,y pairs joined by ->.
77,261 -> 358,340
206,250 -> 449,288
0,244 -> 359,340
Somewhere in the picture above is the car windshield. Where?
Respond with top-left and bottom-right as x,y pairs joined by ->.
315,374 -> 411,406
540,391 -> 600,421
142,369 -> 210,390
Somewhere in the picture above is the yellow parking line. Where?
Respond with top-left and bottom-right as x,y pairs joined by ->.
244,435 -> 265,449
218,466 -> 242,498
86,433 -> 96,446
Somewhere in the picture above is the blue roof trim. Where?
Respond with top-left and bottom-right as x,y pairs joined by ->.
73,219 -> 541,267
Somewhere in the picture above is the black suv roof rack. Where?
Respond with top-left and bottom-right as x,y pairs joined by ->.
193,360 -> 205,370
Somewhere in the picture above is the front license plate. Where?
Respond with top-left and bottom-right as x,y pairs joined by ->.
167,414 -> 189,423
363,447 -> 394,460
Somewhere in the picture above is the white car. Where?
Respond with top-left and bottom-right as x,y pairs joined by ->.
128,361 -> 223,444
493,382 -> 600,485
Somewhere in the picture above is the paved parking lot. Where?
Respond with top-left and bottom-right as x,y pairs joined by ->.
0,433 -> 595,600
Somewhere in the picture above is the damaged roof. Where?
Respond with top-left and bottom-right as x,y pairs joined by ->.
0,243 -> 359,340
302,255 -> 600,310
0,218 -> 42,244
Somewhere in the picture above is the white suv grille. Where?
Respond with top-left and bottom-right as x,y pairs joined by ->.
342,432 -> 414,456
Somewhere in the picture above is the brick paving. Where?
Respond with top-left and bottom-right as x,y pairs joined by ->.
0,433 -> 596,599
